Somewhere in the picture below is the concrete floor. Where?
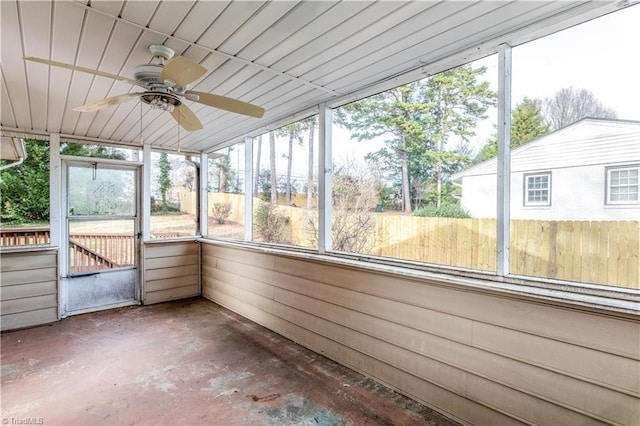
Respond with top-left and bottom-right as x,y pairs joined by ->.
1,298 -> 460,425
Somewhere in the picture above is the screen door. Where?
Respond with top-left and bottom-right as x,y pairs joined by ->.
62,160 -> 140,314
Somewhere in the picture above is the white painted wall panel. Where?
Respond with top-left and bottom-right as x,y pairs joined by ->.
0,250 -> 58,331
143,241 -> 200,305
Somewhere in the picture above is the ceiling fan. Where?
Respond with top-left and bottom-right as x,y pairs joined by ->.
23,44 -> 265,131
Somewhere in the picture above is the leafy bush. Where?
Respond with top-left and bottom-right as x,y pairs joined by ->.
212,203 -> 232,224
413,203 -> 471,218
254,202 -> 289,244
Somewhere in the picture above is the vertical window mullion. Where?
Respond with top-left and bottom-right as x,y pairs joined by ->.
142,143 -> 152,241
50,134 -> 61,249
199,152 -> 208,237
244,136 -> 253,242
497,44 -> 512,276
318,105 -> 333,254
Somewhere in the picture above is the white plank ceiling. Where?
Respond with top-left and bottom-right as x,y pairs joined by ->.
0,0 -> 624,154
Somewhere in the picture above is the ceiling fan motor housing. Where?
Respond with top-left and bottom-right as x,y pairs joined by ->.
133,64 -> 164,86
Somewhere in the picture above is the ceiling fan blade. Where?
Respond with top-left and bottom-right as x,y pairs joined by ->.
159,56 -> 207,88
74,93 -> 142,112
186,91 -> 265,118
23,57 -> 140,86
170,104 -> 203,131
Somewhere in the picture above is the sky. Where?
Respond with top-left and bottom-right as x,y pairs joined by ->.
510,4 -> 640,121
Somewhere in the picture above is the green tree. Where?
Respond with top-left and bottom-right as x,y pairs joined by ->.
413,64 -> 496,207
0,139 -> 50,223
158,152 -> 172,211
512,97 -> 549,146
61,143 -> 127,159
209,148 -> 240,194
476,97 -> 550,162
338,64 -> 495,211
1,140 -> 129,223
337,85 -> 425,212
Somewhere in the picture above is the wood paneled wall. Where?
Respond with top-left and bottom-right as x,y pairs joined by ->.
201,242 -> 640,426
143,241 -> 199,305
1,249 -> 58,331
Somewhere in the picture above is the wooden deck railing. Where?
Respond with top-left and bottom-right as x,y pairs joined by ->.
68,233 -> 134,273
68,239 -> 120,272
0,227 -> 50,246
0,228 -> 135,274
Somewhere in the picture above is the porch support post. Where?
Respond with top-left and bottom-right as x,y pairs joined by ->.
49,134 -> 62,249
199,152 -> 208,237
142,143 -> 151,241
318,104 -> 333,254
497,44 -> 512,276
244,136 -> 253,241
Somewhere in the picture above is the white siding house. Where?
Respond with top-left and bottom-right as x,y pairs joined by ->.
452,118 -> 640,220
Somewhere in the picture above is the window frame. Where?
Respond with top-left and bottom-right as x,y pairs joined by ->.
605,165 -> 639,205
205,142 -> 248,242
147,149 -> 199,239
523,172 -> 552,207
200,17 -> 640,304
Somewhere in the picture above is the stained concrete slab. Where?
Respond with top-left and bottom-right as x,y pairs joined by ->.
1,298 -> 461,425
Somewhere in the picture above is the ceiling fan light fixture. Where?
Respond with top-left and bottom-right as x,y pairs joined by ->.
149,97 -> 175,112
141,91 -> 181,112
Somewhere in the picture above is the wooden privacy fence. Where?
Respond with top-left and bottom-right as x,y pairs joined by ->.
510,220 -> 638,289
371,216 -> 497,272
368,216 -> 638,289
190,192 -> 639,288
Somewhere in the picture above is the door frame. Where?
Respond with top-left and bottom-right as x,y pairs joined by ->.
60,155 -> 143,316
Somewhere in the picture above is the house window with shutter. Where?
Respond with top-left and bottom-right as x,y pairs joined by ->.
607,166 -> 639,204
524,173 -> 551,206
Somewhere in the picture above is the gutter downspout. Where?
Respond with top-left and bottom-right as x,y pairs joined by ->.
0,138 -> 27,171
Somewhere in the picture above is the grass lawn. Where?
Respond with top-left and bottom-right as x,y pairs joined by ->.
1,214 -> 198,235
